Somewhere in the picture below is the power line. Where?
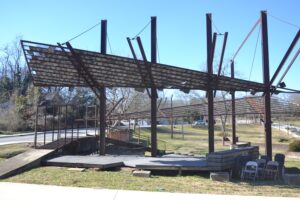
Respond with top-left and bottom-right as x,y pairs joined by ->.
249,26 -> 261,80
63,21 -> 101,44
268,13 -> 300,29
131,20 -> 151,40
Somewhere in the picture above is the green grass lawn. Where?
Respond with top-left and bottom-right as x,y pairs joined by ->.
1,125 -> 300,196
136,123 -> 292,156
3,166 -> 300,197
0,130 -> 33,135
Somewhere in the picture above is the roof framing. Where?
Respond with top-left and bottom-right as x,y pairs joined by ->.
22,40 -> 265,92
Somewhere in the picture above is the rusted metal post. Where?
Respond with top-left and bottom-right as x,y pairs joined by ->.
58,106 -> 61,141
52,106 -> 55,141
206,13 -> 214,153
65,105 -> 67,144
77,106 -> 79,139
151,16 -> 158,157
44,106 -> 47,145
171,95 -> 174,139
261,11 -> 272,159
99,20 -> 107,155
71,106 -> 74,141
94,105 -> 97,136
181,120 -> 184,140
231,60 -> 236,144
34,106 -> 38,148
85,105 -> 88,135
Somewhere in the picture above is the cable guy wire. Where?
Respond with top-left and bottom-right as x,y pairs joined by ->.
131,20 -> 151,40
232,18 -> 260,61
62,21 -> 101,44
268,13 -> 300,29
249,26 -> 261,81
107,33 -> 113,54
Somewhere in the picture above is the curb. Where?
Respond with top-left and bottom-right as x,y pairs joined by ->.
0,132 -> 36,138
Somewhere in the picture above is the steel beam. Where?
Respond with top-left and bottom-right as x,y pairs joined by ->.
99,19 -> 107,155
210,32 -> 217,68
269,29 -> 300,86
231,60 -> 236,144
214,32 -> 228,97
206,13 -> 214,153
261,11 -> 272,159
276,48 -> 300,88
151,16 -> 158,157
126,37 -> 151,97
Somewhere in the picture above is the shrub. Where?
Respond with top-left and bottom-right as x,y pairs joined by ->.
288,140 -> 300,152
278,138 -> 289,143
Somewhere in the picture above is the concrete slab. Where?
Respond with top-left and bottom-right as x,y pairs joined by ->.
124,156 -> 209,171
45,155 -> 128,169
45,154 -> 211,171
0,149 -> 54,179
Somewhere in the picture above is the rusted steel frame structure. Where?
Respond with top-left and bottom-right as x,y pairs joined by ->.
22,14 -> 270,156
206,13 -> 214,153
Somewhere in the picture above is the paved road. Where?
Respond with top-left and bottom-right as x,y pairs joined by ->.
0,182 -> 298,200
0,129 -> 96,145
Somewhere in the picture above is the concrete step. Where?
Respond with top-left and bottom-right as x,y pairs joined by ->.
0,149 -> 55,179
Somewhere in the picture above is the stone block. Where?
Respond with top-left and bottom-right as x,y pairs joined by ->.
67,168 -> 86,172
210,172 -> 230,182
133,170 -> 151,177
284,174 -> 300,185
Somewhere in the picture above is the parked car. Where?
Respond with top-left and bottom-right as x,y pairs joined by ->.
192,120 -> 207,127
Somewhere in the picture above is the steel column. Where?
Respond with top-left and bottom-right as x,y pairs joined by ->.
44,106 -> 47,145
170,95 -> 174,139
85,105 -> 88,135
151,16 -> 158,157
34,106 -> 38,148
206,13 -> 214,153
99,20 -> 107,155
52,106 -> 55,141
261,11 -> 272,159
231,61 -> 236,144
65,105 -> 67,144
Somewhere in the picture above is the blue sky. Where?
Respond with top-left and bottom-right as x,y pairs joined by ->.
1,0 -> 299,92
